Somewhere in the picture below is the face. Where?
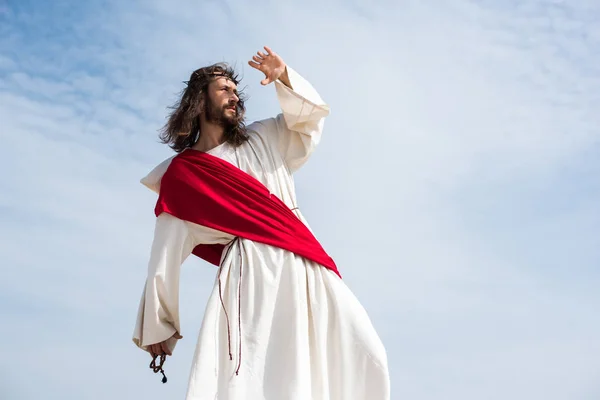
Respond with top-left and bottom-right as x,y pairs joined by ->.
204,76 -> 240,126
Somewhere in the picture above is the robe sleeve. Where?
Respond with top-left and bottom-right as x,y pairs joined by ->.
132,212 -> 195,354
249,66 -> 331,173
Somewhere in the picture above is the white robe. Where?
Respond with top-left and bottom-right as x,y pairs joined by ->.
133,66 -> 390,400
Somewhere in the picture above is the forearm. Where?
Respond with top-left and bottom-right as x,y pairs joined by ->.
274,66 -> 330,132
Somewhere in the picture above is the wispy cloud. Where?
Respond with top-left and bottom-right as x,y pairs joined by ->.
1,0 -> 599,399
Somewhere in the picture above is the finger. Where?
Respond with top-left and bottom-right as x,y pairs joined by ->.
173,332 -> 183,339
248,60 -> 262,70
152,343 -> 163,355
161,341 -> 172,356
252,55 -> 263,64
257,51 -> 267,59
264,46 -> 273,55
261,77 -> 271,86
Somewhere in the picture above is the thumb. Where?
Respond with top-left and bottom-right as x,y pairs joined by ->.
261,78 -> 270,86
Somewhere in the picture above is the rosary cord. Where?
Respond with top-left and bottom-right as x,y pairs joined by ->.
235,240 -> 244,375
149,354 -> 168,383
219,238 -> 239,361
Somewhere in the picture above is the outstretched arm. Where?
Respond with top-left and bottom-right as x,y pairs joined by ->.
248,46 -> 330,173
132,213 -> 194,357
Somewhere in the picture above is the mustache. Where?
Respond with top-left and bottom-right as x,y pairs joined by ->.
223,101 -> 237,110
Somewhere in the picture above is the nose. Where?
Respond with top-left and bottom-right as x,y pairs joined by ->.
231,92 -> 239,103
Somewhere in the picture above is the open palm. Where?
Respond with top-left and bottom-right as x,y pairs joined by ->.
248,46 -> 286,86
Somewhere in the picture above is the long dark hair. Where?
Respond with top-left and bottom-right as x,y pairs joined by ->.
159,63 -> 248,153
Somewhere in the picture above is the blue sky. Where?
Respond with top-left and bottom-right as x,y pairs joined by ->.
1,0 -> 599,399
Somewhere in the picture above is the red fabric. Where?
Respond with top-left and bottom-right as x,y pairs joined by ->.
154,149 -> 340,278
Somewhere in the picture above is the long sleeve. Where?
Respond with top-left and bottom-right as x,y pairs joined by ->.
132,212 -> 195,354
249,66 -> 331,173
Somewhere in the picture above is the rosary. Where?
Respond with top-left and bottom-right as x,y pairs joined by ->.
150,354 -> 168,383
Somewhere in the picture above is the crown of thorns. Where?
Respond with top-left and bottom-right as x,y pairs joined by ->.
183,71 -> 240,87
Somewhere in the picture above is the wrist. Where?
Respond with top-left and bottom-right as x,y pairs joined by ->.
277,66 -> 292,89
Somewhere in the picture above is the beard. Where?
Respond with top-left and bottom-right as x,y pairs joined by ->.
205,100 -> 239,130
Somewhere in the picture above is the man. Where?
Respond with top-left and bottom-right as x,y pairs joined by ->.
133,46 -> 390,399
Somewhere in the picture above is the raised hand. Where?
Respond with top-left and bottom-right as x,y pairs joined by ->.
248,46 -> 287,86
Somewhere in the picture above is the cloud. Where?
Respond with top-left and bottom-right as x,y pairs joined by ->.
1,0 -> 599,399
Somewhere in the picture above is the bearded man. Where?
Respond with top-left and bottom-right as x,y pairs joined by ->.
133,46 -> 390,400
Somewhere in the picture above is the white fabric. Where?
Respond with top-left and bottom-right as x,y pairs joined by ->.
133,67 -> 390,399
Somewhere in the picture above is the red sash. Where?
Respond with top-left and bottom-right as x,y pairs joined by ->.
155,149 -> 340,278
